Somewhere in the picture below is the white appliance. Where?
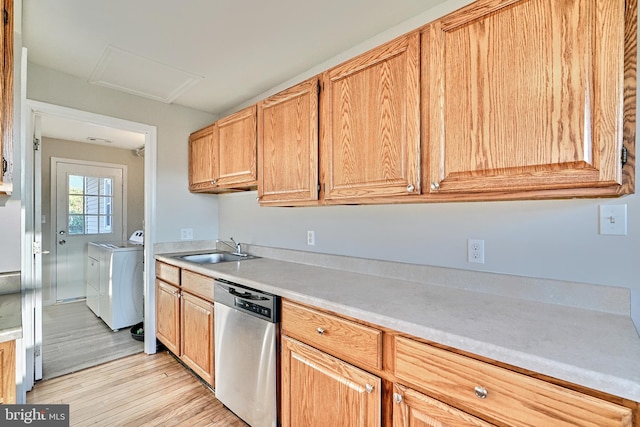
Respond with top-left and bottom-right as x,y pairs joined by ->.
87,230 -> 144,331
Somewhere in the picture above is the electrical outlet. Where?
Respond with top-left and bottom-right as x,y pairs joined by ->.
467,239 -> 485,264
181,228 -> 193,241
307,230 -> 315,246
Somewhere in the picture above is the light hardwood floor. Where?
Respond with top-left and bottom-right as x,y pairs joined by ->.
28,351 -> 247,427
42,301 -> 143,379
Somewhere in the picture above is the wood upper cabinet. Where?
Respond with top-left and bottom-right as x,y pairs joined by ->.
258,77 -> 319,206
189,104 -> 257,193
321,32 -> 421,201
281,336 -> 381,427
0,0 -> 13,194
188,124 -> 218,192
423,0 -> 635,197
216,104 -> 257,188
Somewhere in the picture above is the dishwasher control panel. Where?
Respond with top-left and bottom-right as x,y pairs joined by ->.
235,299 -> 271,318
214,279 -> 279,323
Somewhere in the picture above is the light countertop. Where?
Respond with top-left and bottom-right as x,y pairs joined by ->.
155,249 -> 640,402
0,292 -> 22,343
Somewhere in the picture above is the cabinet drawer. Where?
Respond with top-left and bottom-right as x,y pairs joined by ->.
394,336 -> 632,427
155,261 -> 180,286
181,269 -> 214,302
281,300 -> 382,371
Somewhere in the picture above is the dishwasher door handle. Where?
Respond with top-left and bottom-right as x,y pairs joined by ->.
224,286 -> 268,301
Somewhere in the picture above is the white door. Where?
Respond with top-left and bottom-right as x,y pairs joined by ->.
53,159 -> 126,301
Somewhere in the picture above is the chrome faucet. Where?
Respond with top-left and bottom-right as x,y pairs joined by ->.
216,237 -> 246,256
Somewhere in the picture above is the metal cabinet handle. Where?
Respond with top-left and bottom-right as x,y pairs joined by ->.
430,182 -> 440,191
393,393 -> 403,403
365,384 -> 374,394
474,386 -> 488,399
316,327 -> 325,335
407,184 -> 415,192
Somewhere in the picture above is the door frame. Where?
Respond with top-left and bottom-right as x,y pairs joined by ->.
21,100 -> 158,401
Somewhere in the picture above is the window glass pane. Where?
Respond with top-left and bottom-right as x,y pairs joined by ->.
85,196 -> 99,215
68,175 -> 83,195
99,196 -> 112,215
68,195 -> 83,214
101,178 -> 113,196
68,215 -> 84,235
99,216 -> 112,233
85,216 -> 99,234
85,176 -> 99,195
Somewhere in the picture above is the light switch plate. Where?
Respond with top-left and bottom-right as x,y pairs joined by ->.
599,205 -> 627,235
181,228 -> 193,240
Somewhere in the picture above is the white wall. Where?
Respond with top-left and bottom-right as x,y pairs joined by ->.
26,63 -> 220,243
217,0 -> 640,325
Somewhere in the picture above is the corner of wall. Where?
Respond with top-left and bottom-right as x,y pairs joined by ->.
632,288 -> 640,336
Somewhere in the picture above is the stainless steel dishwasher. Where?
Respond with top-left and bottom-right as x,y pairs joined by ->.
214,278 -> 279,427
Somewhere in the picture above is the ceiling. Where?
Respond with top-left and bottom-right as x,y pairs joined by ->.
22,0 -> 447,148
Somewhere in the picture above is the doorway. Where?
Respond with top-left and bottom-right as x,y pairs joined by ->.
51,159 -> 126,303
22,100 -> 158,397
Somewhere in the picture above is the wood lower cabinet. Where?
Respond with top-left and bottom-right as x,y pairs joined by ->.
155,261 -> 215,387
0,0 -> 13,194
393,336 -> 633,427
281,336 -> 381,427
423,0 -> 636,198
0,340 -> 15,404
392,384 -> 495,427
155,279 -> 180,355
180,292 -> 214,386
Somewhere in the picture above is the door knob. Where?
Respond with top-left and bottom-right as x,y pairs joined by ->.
59,230 -> 66,235
58,239 -> 66,245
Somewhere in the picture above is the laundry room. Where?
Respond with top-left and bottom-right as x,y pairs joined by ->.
36,117 -> 146,379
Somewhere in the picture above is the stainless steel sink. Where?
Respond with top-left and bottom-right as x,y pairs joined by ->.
177,252 -> 258,264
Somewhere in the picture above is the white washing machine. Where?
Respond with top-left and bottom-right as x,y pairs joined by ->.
87,231 -> 144,331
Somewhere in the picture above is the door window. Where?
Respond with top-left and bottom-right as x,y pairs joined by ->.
67,174 -> 113,235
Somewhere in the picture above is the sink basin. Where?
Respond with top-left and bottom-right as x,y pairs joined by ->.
177,252 -> 257,264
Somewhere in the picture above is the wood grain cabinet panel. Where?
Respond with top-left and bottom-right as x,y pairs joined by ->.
423,0 -> 635,197
392,383 -> 495,427
0,0 -> 13,193
216,104 -> 257,188
0,340 -> 15,404
321,32 -> 421,201
188,124 -> 218,192
181,269 -> 214,302
180,292 -> 215,386
394,336 -> 633,427
189,104 -> 257,193
258,77 -> 319,206
155,261 -> 180,286
281,336 -> 381,427
155,279 -> 180,355
281,300 -> 382,371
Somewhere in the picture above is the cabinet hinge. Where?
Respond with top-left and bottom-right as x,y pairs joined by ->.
1,156 -> 6,174
34,345 -> 41,357
3,9 -> 7,26
33,137 -> 41,151
621,146 -> 628,166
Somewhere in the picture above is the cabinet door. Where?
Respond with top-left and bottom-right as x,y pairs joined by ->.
258,77 -> 319,206
424,0 -> 631,196
180,292 -> 214,386
322,32 -> 421,201
216,104 -> 257,188
188,124 -> 218,192
0,340 -> 15,404
392,384 -> 495,427
281,336 -> 381,427
0,0 -> 13,193
155,280 -> 180,355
